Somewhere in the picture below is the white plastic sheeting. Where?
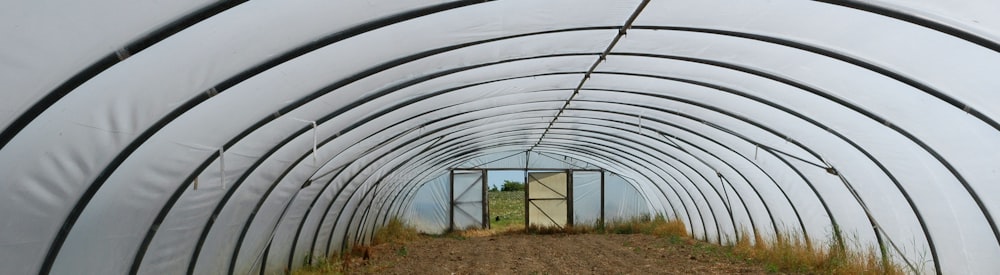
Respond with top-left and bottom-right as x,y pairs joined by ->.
1,0 -> 999,274
572,171 -> 603,225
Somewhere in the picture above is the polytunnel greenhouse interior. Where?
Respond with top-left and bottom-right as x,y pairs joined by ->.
2,0 -> 999,274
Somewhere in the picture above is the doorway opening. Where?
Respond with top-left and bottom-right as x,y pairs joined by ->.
449,168 -> 606,232
487,170 -> 526,230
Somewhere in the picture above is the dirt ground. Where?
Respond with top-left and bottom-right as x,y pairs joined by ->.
346,233 -> 766,274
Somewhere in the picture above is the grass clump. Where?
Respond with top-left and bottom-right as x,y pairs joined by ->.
595,216 -> 903,274
295,217 -> 419,275
731,230 -> 904,274
293,245 -> 381,275
372,217 -> 419,245
508,214 -> 903,274
602,214 -> 688,238
291,257 -> 345,275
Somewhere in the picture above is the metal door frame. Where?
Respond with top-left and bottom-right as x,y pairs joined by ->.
449,169 -> 488,231
449,168 -> 606,231
525,170 -> 571,228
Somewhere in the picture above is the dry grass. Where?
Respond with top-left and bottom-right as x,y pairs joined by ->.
290,257 -> 345,275
371,217 -> 420,245
602,214 -> 688,238
294,217 -> 420,275
731,229 -> 904,274
456,214 -> 902,274
296,215 -> 905,275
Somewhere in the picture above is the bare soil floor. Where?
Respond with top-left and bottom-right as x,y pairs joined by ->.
345,233 -> 766,274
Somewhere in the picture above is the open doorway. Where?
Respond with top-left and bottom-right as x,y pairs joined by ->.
450,168 -> 605,231
487,170 -> 525,230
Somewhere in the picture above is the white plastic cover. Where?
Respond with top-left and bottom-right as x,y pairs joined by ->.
3,0 -> 1000,274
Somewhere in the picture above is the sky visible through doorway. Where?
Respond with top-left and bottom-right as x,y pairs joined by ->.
487,170 -> 525,189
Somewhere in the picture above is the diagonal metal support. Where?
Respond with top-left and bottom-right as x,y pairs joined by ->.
454,174 -> 482,199
454,205 -> 479,221
529,173 -> 566,198
529,0 -> 651,151
529,200 -> 564,230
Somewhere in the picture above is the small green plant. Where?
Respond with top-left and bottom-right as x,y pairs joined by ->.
396,246 -> 408,257
668,235 -> 682,244
764,263 -> 778,273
